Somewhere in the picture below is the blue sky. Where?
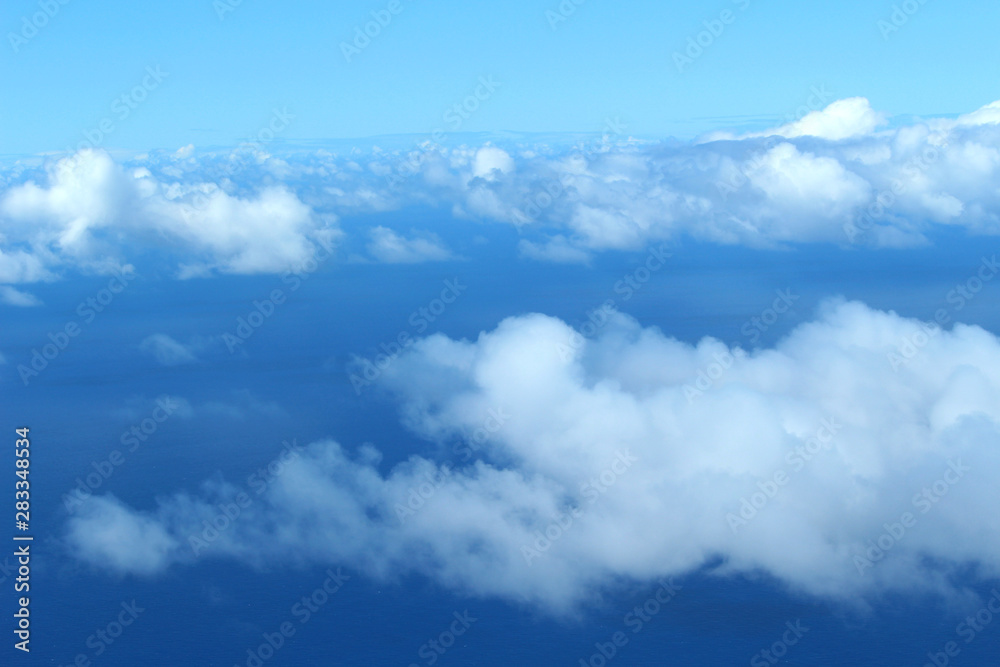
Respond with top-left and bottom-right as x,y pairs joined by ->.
4,1 -> 1000,665
4,0 -> 1000,154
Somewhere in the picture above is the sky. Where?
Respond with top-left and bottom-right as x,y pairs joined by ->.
3,1 -> 1000,666
4,0 -> 1000,154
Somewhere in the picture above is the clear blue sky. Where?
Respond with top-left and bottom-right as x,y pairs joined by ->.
2,0 -> 1000,154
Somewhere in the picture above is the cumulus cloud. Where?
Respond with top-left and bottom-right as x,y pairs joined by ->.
752,97 -> 888,141
65,301 -> 1000,613
0,149 -> 339,279
366,227 -> 453,263
472,146 -> 515,179
139,334 -> 198,366
6,98 -> 1000,274
955,100 -> 1000,127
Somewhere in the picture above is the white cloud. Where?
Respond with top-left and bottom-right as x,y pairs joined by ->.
4,99 -> 1000,274
754,97 -> 888,141
472,146 -> 514,180
0,247 -> 56,283
139,334 -> 197,366
955,100 -> 1000,127
67,495 -> 179,576
0,149 -> 339,279
0,285 -> 41,306
367,226 -> 453,263
65,301 -> 1000,613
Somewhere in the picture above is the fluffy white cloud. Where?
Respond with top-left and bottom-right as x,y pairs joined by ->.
6,98 -> 1000,275
0,149 -> 339,280
472,146 -> 515,179
753,97 -> 888,141
956,100 -> 1000,127
65,301 -> 1000,612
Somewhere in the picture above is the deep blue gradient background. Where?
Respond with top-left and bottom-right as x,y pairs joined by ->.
2,212 -> 999,665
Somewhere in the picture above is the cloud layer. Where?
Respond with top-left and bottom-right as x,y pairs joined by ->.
0,149 -> 339,281
3,97 -> 1000,285
65,300 -> 1000,612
